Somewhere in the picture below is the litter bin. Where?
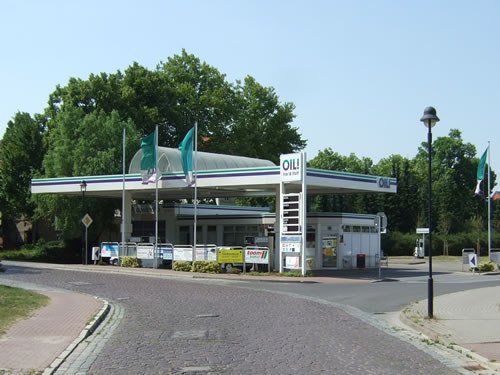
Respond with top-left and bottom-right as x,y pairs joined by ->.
356,254 -> 366,269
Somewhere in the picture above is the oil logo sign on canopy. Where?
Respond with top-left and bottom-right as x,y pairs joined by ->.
280,153 -> 304,182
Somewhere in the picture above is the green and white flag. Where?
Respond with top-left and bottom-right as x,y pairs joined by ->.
179,127 -> 194,186
140,131 -> 157,184
474,147 -> 488,196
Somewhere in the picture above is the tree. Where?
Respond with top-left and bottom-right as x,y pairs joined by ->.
230,76 -> 306,164
36,108 -> 140,238
0,112 -> 45,218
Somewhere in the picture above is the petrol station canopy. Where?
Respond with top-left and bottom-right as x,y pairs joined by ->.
31,147 -> 397,199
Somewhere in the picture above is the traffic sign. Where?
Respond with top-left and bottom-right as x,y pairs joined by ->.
468,253 -> 477,268
416,228 -> 429,234
81,213 -> 93,228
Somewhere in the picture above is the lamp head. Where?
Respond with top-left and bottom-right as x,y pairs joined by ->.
80,180 -> 87,191
420,106 -> 440,128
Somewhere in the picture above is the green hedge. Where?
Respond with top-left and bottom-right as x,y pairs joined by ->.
0,239 -> 79,263
121,256 -> 142,268
173,261 -> 192,272
191,261 -> 221,274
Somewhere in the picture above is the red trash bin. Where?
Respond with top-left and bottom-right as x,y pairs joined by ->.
356,254 -> 366,268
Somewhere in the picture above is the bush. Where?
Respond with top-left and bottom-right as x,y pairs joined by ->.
478,262 -> 495,272
121,256 -> 142,268
173,261 -> 192,272
191,261 -> 221,274
0,239 -> 75,263
226,267 -> 241,274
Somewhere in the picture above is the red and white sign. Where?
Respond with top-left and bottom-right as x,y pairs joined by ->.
245,247 -> 269,264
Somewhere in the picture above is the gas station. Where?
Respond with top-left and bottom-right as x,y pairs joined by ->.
31,147 -> 397,274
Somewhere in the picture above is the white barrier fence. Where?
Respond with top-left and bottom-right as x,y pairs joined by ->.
99,242 -> 270,271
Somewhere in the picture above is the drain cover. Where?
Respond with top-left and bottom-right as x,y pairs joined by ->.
196,314 -> 219,318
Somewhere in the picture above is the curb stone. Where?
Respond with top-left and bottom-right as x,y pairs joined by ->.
42,298 -> 110,375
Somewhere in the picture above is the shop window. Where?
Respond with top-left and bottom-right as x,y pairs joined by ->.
306,227 -> 316,248
179,226 -> 190,244
370,227 -> 378,233
362,226 -> 370,233
207,226 -> 217,244
343,225 -> 351,232
353,226 -> 361,233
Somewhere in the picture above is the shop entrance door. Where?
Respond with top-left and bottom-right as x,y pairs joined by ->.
322,236 -> 337,267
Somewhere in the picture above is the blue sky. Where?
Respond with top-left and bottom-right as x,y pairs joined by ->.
1,0 -> 498,188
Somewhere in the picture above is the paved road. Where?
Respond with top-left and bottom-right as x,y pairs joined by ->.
223,263 -> 500,314
0,265 -> 465,375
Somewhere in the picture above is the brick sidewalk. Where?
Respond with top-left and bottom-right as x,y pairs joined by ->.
0,289 -> 102,374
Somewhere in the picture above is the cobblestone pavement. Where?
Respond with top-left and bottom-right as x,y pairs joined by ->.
1,266 -> 465,375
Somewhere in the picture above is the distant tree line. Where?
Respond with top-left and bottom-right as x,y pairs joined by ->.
309,130 -> 498,255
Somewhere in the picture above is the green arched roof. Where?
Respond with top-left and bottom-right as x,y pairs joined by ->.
129,147 -> 275,174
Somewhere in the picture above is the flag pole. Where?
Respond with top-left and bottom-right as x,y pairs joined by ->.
121,127 -> 126,260
154,124 -> 159,269
193,121 -> 198,252
488,141 -> 491,260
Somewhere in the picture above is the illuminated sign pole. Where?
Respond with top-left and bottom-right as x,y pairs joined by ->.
279,152 -> 307,276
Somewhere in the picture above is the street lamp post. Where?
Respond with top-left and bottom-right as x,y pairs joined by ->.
420,106 -> 440,319
80,180 -> 87,265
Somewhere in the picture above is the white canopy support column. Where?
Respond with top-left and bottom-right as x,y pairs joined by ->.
121,190 -> 133,243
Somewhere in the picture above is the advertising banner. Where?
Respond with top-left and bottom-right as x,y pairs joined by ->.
245,247 -> 269,264
158,244 -> 173,260
195,247 -> 217,261
174,246 -> 193,262
137,244 -> 154,259
217,249 -> 243,264
101,242 -> 119,258
285,256 -> 300,269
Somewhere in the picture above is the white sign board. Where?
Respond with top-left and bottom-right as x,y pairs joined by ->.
174,246 -> 193,261
280,153 -> 304,182
416,228 -> 430,234
245,247 -> 269,264
195,247 -> 217,261
137,244 -> 154,259
285,256 -> 300,269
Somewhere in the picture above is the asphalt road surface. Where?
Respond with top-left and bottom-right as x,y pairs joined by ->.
0,264 -> 469,375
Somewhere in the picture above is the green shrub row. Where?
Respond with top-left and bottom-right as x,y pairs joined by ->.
173,261 -> 192,272
383,231 -> 500,256
191,260 -> 221,273
173,260 -> 221,273
0,239 -> 79,263
121,256 -> 142,268
478,262 -> 496,272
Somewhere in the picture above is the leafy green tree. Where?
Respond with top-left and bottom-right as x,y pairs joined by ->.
230,76 -> 305,164
36,108 -> 140,238
0,112 -> 45,217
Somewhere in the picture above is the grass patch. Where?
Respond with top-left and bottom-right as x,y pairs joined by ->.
0,285 -> 50,335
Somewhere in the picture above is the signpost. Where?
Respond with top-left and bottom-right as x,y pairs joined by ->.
81,214 -> 92,265
279,152 -> 307,275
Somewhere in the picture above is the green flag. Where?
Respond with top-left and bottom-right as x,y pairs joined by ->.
474,147 -> 488,196
141,131 -> 157,184
179,127 -> 194,186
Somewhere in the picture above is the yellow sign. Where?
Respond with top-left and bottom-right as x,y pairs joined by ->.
218,249 -> 243,263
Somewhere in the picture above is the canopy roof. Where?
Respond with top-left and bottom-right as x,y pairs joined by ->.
129,147 -> 275,174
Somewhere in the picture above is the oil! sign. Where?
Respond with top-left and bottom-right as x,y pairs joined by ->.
280,153 -> 303,182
